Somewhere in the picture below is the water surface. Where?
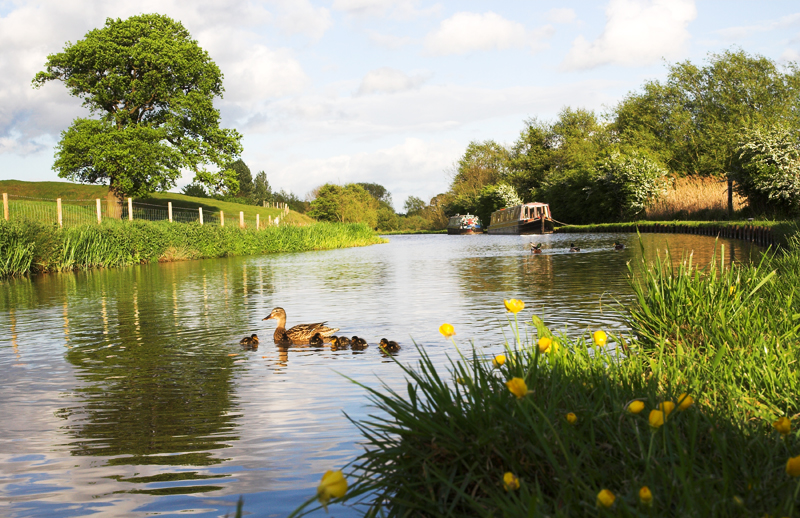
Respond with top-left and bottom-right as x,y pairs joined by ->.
0,232 -> 762,517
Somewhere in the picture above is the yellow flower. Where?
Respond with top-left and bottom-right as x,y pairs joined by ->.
639,486 -> 652,506
677,393 -> 694,411
773,416 -> 791,436
649,409 -> 665,429
439,323 -> 455,337
787,455 -> 800,477
504,299 -> 525,314
566,412 -> 577,425
596,489 -> 615,508
729,285 -> 736,296
658,401 -> 676,417
627,400 -> 645,414
506,377 -> 529,399
593,330 -> 608,346
537,336 -> 552,353
503,471 -> 520,491
492,354 -> 506,368
317,470 -> 347,509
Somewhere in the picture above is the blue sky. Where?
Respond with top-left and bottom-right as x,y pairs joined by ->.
1,0 -> 799,209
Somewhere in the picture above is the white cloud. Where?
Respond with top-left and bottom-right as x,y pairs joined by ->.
546,8 -> 577,24
356,68 -> 430,95
425,12 -> 532,55
562,0 -> 697,70
270,0 -> 332,40
332,0 -> 440,19
780,48 -> 800,62
715,13 -> 800,41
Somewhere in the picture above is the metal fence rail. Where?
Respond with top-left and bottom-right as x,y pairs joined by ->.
2,193 -> 289,229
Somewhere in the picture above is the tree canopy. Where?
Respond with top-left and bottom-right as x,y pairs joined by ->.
33,13 -> 242,198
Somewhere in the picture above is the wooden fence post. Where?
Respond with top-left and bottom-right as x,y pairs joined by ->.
220,211 -> 224,227
168,202 -> 173,222
96,198 -> 102,224
57,198 -> 63,228
2,193 -> 7,221
268,215 -> 272,225
128,198 -> 133,221
239,211 -> 244,228
199,207 -> 203,225
256,214 -> 260,229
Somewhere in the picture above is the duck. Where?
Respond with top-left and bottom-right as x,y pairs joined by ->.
263,307 -> 339,343
531,244 -> 542,254
309,333 -> 324,346
569,243 -> 580,252
239,334 -> 259,346
614,241 -> 624,250
350,336 -> 369,350
379,338 -> 401,353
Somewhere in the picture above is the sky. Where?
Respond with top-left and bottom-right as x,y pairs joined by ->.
1,0 -> 799,210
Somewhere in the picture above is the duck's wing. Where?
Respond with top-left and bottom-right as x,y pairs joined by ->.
286,322 -> 340,341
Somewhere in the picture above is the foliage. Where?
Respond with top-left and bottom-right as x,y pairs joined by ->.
0,219 -> 385,278
450,140 -> 510,199
356,183 -> 393,207
732,125 -> 800,215
181,183 -> 209,198
592,150 -> 671,221
613,49 -> 800,178
253,172 -> 271,205
272,189 -> 308,214
32,13 -> 242,198
308,184 -> 379,228
230,159 -> 252,197
403,196 -> 426,216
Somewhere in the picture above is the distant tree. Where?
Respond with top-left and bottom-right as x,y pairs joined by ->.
450,140 -> 510,199
181,183 -> 209,198
32,13 -> 242,198
308,184 -> 378,227
357,182 -> 393,206
253,171 -> 271,204
732,125 -> 800,215
403,196 -> 426,215
230,159 -> 253,197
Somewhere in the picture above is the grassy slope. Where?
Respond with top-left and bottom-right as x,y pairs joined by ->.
0,180 -> 315,226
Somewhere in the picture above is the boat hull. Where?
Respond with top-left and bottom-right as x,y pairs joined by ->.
447,228 -> 482,235
487,218 -> 553,235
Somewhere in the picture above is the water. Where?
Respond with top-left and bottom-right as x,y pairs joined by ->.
0,232 -> 762,517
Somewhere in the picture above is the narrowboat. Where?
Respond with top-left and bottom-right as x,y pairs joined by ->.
447,214 -> 482,235
487,202 -> 553,235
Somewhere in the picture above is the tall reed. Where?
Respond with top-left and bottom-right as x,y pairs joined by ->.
646,176 -> 746,220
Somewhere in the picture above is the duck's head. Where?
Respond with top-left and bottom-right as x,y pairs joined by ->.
250,334 -> 259,342
263,307 -> 286,321
379,338 -> 388,347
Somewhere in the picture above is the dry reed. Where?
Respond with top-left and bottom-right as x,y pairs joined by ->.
646,176 -> 746,220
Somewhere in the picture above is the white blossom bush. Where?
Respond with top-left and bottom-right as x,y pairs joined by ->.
734,126 -> 800,214
494,183 -> 523,208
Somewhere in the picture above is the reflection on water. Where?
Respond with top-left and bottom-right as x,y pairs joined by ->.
0,232 -> 762,517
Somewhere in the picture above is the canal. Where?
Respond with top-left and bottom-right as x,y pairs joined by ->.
0,232 -> 762,517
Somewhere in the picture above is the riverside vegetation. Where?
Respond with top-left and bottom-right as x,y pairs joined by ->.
0,219 -> 384,278
289,237 -> 800,517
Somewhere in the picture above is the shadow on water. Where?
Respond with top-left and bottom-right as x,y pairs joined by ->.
0,232 -> 764,517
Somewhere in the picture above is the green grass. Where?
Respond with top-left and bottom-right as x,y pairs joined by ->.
0,219 -> 386,278
0,180 -> 315,226
289,236 -> 800,517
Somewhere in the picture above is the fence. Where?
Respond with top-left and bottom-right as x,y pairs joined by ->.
1,193 -> 290,230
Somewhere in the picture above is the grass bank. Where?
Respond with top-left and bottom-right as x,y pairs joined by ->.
291,238 -> 800,517
0,219 -> 385,278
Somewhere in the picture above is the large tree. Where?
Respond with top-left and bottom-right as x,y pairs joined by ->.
32,14 -> 243,198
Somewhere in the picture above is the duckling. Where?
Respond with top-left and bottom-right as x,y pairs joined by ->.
614,241 -> 624,250
263,307 -> 339,343
337,336 -> 352,346
330,336 -> 349,351
239,334 -> 259,345
569,243 -> 580,252
350,336 -> 368,350
379,338 -> 401,353
309,333 -> 324,346
531,243 -> 542,254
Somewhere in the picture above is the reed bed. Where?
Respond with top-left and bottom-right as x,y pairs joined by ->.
0,219 -> 385,278
289,239 -> 800,517
646,176 -> 746,220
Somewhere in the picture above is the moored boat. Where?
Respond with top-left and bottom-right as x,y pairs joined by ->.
488,202 -> 553,235
447,214 -> 482,235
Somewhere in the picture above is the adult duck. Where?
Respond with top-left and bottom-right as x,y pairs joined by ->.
239,334 -> 259,346
614,241 -> 624,250
531,244 -> 542,254
379,338 -> 401,353
569,243 -> 580,252
263,307 -> 339,343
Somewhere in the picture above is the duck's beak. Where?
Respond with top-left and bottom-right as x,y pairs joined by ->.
263,314 -> 273,321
